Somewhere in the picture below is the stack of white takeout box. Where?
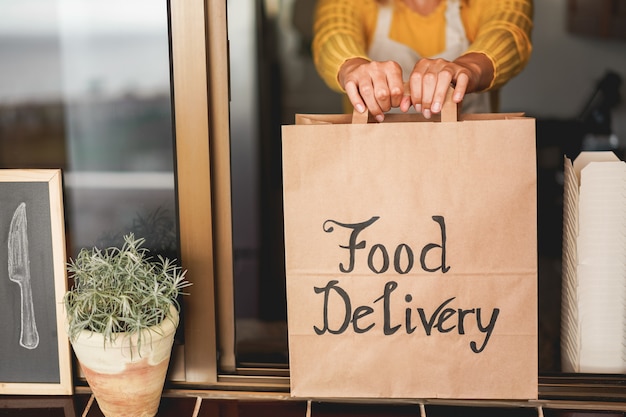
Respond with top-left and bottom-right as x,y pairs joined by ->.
562,151 -> 626,373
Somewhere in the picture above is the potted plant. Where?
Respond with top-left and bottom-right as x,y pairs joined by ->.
63,233 -> 189,417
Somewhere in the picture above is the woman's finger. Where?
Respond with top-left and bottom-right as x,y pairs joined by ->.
344,80 -> 366,114
452,72 -> 469,103
430,69 -> 453,113
358,80 -> 385,122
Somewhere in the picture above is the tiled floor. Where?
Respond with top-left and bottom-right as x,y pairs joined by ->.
0,394 -> 624,417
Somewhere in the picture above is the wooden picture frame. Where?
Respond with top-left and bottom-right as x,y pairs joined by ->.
0,169 -> 72,395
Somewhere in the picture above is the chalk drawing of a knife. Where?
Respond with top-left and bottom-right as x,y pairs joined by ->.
8,202 -> 39,349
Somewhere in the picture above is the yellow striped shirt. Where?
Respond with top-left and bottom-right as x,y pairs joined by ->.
312,0 -> 533,92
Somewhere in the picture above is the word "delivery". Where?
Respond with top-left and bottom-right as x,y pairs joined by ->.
313,280 -> 499,353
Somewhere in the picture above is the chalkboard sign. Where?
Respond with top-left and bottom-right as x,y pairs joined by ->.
0,170 -> 72,395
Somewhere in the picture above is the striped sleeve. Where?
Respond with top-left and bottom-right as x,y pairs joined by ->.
464,0 -> 534,90
312,0 -> 376,92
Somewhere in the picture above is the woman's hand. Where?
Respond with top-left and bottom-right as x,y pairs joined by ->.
407,53 -> 494,118
338,58 -> 411,122
338,52 -> 494,121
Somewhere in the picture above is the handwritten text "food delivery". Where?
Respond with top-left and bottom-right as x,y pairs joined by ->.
312,216 -> 499,354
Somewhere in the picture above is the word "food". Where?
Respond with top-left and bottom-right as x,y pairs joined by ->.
323,216 -> 449,274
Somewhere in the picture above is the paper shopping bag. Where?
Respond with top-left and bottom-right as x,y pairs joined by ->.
281,94 -> 537,400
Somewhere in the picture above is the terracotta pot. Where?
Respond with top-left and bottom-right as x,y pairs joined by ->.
70,306 -> 179,417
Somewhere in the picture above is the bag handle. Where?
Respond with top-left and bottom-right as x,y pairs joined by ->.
351,86 -> 459,124
440,86 -> 459,123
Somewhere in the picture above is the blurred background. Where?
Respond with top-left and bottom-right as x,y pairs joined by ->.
0,0 -> 625,375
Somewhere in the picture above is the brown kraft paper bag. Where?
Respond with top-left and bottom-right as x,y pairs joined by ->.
281,93 -> 537,400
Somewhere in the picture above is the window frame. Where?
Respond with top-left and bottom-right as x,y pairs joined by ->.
170,0 -> 287,389
169,0 -> 222,385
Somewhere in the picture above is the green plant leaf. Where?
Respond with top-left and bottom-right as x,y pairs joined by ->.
63,233 -> 190,351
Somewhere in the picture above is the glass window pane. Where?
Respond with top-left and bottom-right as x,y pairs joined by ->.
227,0 -> 342,369
0,0 -> 178,258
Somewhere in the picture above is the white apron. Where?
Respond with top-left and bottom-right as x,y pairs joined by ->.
368,0 -> 490,113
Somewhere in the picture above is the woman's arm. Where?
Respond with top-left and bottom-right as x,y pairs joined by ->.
406,0 -> 533,117
312,0 -> 376,92
465,0 -> 534,90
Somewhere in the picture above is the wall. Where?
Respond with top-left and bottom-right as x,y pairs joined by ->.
500,0 -> 626,142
